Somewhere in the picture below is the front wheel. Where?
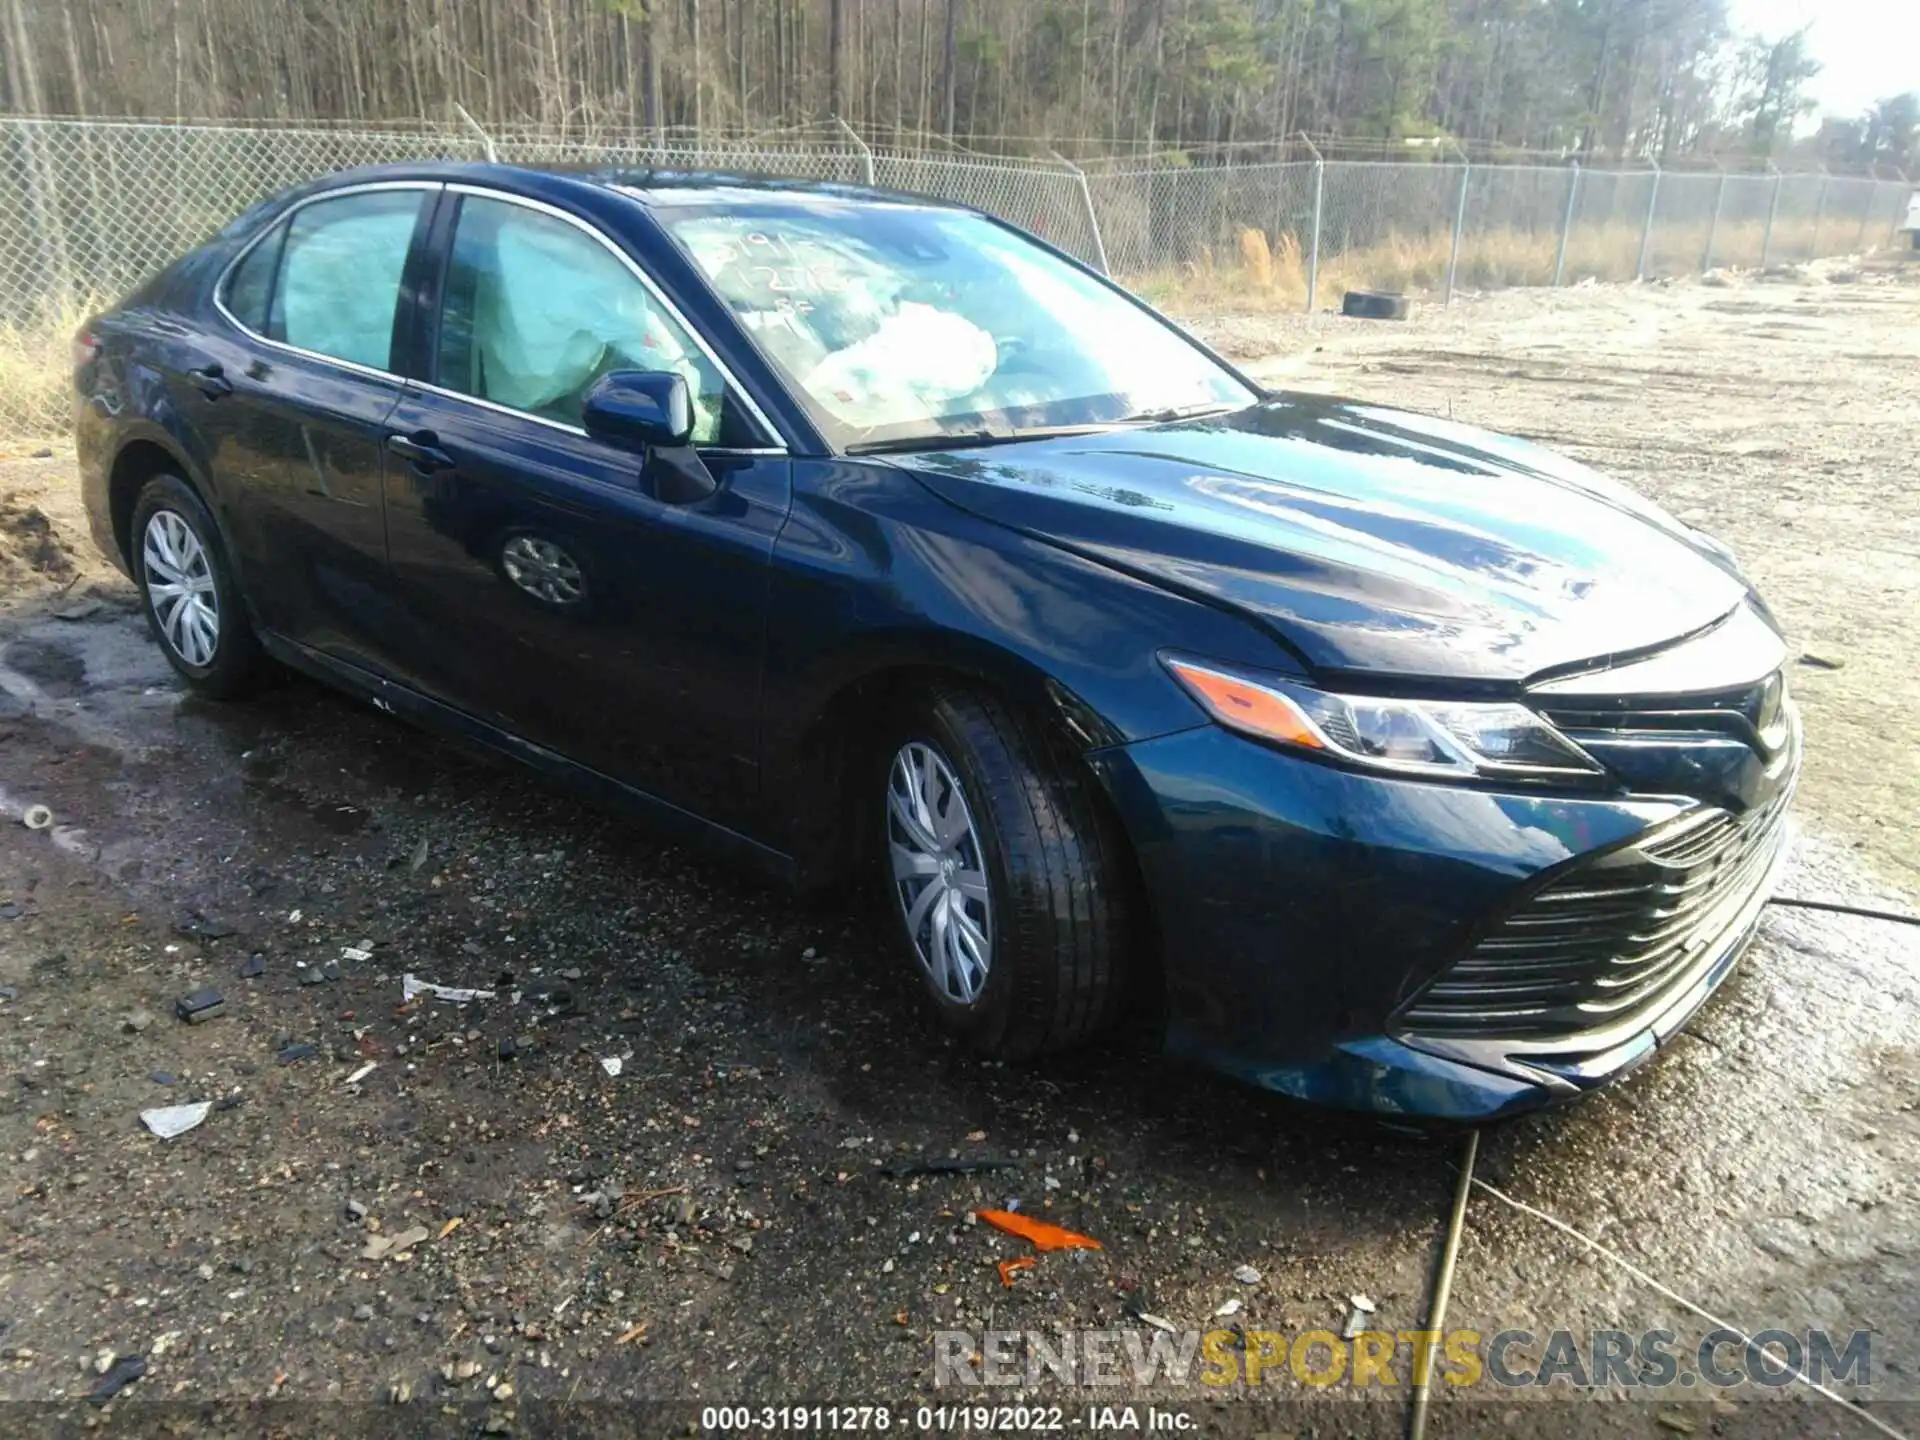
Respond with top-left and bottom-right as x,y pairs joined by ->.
882,687 -> 1133,1059
131,474 -> 270,699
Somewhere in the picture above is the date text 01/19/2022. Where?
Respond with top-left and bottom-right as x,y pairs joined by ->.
697,1404 -> 1192,1431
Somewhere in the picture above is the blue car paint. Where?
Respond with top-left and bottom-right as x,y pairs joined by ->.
75,162 -> 1799,1118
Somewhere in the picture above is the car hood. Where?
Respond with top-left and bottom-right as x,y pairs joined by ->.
902,395 -> 1748,684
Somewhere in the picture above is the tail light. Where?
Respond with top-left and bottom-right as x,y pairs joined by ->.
72,329 -> 101,370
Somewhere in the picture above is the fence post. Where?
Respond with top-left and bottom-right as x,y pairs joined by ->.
1702,171 -> 1728,272
1049,149 -> 1110,276
1554,162 -> 1580,286
1300,133 -> 1324,316
1809,171 -> 1830,258
833,116 -> 876,186
1635,161 -> 1662,280
452,103 -> 498,163
1760,165 -> 1782,268
1445,149 -> 1469,305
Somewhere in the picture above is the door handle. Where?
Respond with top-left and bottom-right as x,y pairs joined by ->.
386,432 -> 453,472
188,362 -> 233,399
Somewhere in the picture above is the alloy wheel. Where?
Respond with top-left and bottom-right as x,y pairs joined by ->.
142,509 -> 220,667
887,741 -> 994,1006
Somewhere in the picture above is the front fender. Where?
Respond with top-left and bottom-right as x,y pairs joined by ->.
759,458 -> 1293,879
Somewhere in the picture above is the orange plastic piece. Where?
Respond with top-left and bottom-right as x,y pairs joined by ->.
976,1209 -> 1103,1253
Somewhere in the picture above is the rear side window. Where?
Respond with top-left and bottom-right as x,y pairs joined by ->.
221,222 -> 286,332
256,190 -> 426,371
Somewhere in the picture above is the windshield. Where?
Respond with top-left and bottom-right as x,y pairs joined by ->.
658,200 -> 1258,450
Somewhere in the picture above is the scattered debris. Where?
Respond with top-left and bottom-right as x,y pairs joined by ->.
123,1008 -> 155,1034
140,1102 -> 212,1139
1656,1412 -> 1696,1435
238,954 -> 265,979
149,1071 -> 175,1086
21,804 -> 52,831
402,973 -> 495,1004
86,1354 -> 146,1404
975,1209 -> 1102,1253
409,835 -> 431,872
173,910 -> 237,941
1137,1313 -> 1179,1333
341,943 -> 373,962
599,1056 -> 623,1077
54,598 -> 106,622
360,1225 -> 430,1261
276,1042 -> 317,1066
173,988 -> 225,1024
996,1257 -> 1037,1287
1799,652 -> 1845,671
1341,1304 -> 1370,1339
497,1036 -> 517,1061
345,1199 -> 368,1223
341,1061 -> 378,1087
1213,1297 -> 1243,1318
615,1322 -> 649,1346
1350,1293 -> 1376,1313
1232,1263 -> 1262,1285
882,1156 -> 1019,1178
437,1217 -> 464,1241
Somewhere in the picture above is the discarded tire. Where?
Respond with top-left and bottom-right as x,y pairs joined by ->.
1342,290 -> 1411,321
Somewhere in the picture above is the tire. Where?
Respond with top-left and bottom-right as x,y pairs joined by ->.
130,473 -> 270,700
881,685 -> 1132,1059
1342,289 -> 1411,320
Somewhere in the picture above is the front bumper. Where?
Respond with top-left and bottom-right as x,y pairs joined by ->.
1089,718 -> 1800,1120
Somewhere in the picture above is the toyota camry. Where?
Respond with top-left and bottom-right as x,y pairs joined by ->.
74,164 -> 1801,1118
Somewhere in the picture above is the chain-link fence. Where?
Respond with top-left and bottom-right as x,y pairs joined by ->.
0,113 -> 1913,436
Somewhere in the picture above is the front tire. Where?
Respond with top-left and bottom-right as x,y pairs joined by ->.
131,474 -> 269,700
883,686 -> 1132,1059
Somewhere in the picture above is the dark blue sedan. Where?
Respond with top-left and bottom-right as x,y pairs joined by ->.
73,164 -> 1801,1118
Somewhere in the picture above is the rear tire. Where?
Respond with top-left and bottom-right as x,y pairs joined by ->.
881,686 -> 1132,1059
131,474 -> 270,700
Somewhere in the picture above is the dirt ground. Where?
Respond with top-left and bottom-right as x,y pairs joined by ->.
0,265 -> 1917,1438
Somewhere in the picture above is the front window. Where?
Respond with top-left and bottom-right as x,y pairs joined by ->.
436,195 -> 739,443
657,201 -> 1256,450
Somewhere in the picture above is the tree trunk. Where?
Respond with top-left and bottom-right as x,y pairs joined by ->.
941,0 -> 957,136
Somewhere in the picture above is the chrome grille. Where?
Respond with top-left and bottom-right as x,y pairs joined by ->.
1399,785 -> 1792,1040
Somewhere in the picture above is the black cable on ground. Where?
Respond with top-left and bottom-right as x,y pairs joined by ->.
1408,1128 -> 1478,1440
1768,895 -> 1920,927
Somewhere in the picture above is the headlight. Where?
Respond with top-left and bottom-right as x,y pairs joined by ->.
1163,656 -> 1603,781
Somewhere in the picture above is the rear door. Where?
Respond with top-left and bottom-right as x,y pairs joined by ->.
378,188 -> 791,828
189,182 -> 438,670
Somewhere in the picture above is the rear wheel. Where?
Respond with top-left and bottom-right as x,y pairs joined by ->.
131,474 -> 269,699
882,686 -> 1132,1058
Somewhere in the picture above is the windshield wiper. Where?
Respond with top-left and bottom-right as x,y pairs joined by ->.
1115,402 -> 1238,425
845,425 -> 1103,456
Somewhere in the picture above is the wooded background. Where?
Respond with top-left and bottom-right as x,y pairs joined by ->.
1,0 -> 1913,171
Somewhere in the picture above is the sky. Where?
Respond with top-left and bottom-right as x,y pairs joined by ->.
1727,0 -> 1920,118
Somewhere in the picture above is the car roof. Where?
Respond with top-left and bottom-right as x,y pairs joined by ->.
286,160 -> 967,215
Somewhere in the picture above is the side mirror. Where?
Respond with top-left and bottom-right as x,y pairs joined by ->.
581,370 -> 692,451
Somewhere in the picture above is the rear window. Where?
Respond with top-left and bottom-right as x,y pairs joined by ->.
216,188 -> 427,373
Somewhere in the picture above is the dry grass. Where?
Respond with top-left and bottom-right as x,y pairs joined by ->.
0,299 -> 91,448
1135,218 -> 1857,316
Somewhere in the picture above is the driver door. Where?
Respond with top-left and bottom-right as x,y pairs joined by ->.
378,189 -> 791,829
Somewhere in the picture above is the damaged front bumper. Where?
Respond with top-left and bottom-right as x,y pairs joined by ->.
1090,714 -> 1801,1120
